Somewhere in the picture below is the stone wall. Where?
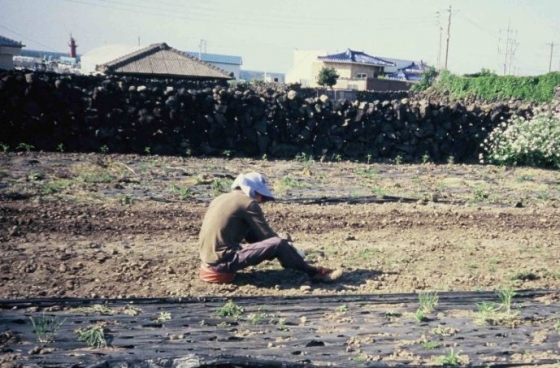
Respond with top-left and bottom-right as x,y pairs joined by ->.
0,70 -> 538,162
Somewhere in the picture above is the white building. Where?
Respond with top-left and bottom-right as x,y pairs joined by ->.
285,49 -> 327,86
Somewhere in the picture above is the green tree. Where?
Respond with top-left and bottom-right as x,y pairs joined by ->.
411,66 -> 438,91
317,66 -> 340,88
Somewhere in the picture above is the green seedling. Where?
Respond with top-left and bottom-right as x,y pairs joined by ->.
0,142 -> 9,152
247,311 -> 272,325
431,324 -> 457,336
418,291 -> 439,313
155,311 -> 171,322
421,152 -> 430,164
216,300 -> 244,319
394,155 -> 403,165
295,152 -> 314,170
122,305 -> 142,316
336,304 -> 349,313
355,167 -> 379,180
496,288 -> 516,312
29,313 -> 66,343
211,178 -> 232,196
472,185 -> 488,202
42,180 -> 71,195
422,340 -> 440,349
17,143 -> 34,152
438,348 -> 461,366
76,324 -> 107,348
414,309 -> 427,322
99,145 -> 109,154
353,355 -> 368,363
276,317 -> 288,331
57,143 -> 65,153
370,185 -> 386,198
170,184 -> 193,200
70,304 -> 115,315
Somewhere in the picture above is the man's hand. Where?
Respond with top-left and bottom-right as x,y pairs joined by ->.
281,232 -> 293,243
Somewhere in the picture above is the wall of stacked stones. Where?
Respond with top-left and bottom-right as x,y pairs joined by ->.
1,70 -> 536,162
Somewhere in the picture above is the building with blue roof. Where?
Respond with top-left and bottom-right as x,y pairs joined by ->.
0,35 -> 25,70
311,48 -> 396,90
287,48 -> 428,91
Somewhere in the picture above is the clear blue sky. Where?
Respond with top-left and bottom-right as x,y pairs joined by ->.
1,0 -> 559,75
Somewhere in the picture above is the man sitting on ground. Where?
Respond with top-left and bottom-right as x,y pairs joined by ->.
198,172 -> 343,284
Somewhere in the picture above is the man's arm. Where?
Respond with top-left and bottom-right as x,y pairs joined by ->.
244,201 -> 278,242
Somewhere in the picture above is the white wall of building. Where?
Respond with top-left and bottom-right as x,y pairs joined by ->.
285,50 -> 326,86
209,63 -> 239,79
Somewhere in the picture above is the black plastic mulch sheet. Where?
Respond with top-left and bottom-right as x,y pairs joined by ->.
1,290 -> 559,367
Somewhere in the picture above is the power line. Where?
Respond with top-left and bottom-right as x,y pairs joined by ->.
0,24 -> 58,51
57,0 -> 438,29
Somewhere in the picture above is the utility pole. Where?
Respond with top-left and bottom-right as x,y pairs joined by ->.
198,39 -> 206,59
436,11 -> 443,69
444,5 -> 452,70
503,22 -> 510,75
547,42 -> 555,72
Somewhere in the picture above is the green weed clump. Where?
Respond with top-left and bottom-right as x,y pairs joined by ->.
216,300 -> 244,319
480,113 -> 560,169
29,313 -> 66,343
76,324 -> 107,348
437,348 -> 462,366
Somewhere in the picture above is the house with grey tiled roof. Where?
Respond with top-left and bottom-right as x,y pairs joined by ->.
386,61 -> 430,82
185,51 -> 242,80
96,42 -> 233,81
0,35 -> 25,70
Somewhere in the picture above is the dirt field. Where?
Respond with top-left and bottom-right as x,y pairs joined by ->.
2,152 -> 560,367
1,152 -> 559,300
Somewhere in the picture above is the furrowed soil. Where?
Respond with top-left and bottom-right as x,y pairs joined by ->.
1,152 -> 560,300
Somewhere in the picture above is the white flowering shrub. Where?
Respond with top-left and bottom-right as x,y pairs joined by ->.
480,113 -> 560,169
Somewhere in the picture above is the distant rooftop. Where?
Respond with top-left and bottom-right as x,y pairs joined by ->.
21,49 -> 74,60
184,51 -> 242,66
97,42 -> 233,80
318,48 -> 395,67
0,35 -> 24,48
